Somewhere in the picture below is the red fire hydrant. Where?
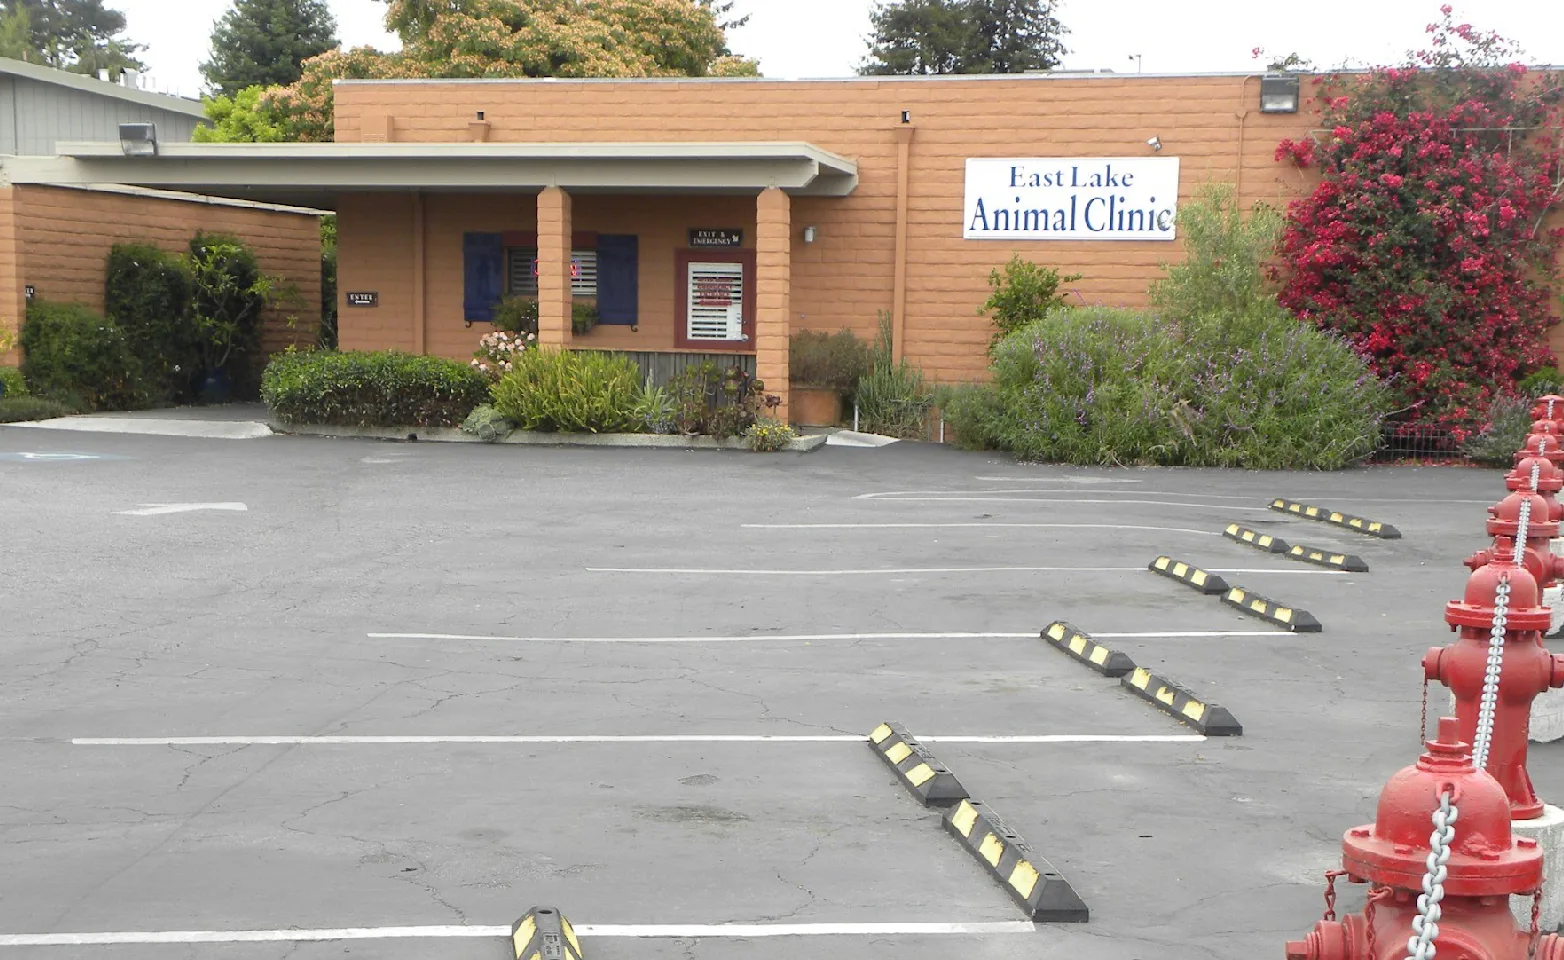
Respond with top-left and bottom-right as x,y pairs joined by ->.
1427,559 -> 1564,819
1534,395 -> 1564,426
1507,457 -> 1564,523
1467,492 -> 1564,593
1285,718 -> 1551,960
1515,434 -> 1564,467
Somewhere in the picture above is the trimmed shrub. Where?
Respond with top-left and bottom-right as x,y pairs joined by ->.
460,403 -> 516,442
0,366 -> 27,399
1520,368 -> 1564,397
261,350 -> 489,427
744,419 -> 797,452
0,396 -> 73,422
956,305 -> 1387,469
855,313 -> 933,439
980,256 -> 1081,352
490,349 -> 644,433
1463,394 -> 1536,466
789,329 -> 872,394
189,232 -> 270,376
104,242 -> 197,402
20,300 -> 148,411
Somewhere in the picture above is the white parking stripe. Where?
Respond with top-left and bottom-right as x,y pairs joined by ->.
71,734 -> 1206,746
742,522 -> 1220,535
0,921 -> 1039,946
366,630 -> 1279,642
585,566 -> 1343,576
854,496 -> 1274,510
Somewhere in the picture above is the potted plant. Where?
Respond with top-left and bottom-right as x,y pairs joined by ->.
788,329 -> 871,427
572,302 -> 599,336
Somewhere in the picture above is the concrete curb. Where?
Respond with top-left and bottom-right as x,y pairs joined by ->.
269,421 -> 827,453
1041,621 -> 1137,677
1284,542 -> 1370,572
1121,666 -> 1244,736
1270,498 -> 1403,539
511,906 -> 583,960
868,722 -> 969,806
1220,585 -> 1323,632
1147,556 -> 1230,595
1223,523 -> 1290,554
943,799 -> 1090,922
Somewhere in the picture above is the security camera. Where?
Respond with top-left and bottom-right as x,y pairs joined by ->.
1146,136 -> 1162,151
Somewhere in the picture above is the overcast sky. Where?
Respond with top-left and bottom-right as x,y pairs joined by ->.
114,0 -> 1564,100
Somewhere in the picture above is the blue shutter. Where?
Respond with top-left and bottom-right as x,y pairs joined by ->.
463,232 -> 504,323
595,234 -> 639,325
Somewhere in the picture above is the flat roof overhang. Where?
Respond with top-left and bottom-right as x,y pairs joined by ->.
1,141 -> 860,207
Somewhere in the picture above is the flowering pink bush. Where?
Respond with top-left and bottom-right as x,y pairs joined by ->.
471,330 -> 535,381
1273,10 -> 1564,431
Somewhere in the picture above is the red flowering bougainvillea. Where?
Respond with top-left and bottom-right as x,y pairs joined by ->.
1274,10 -> 1564,430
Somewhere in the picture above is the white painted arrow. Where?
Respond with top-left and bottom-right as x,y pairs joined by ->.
117,503 -> 249,516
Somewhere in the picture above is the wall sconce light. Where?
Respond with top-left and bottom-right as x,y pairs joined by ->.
1260,72 -> 1301,113
1145,136 -> 1162,152
118,122 -> 158,156
803,226 -> 818,244
900,110 -> 911,124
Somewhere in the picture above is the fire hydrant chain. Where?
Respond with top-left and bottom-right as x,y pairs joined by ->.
1473,575 -> 1511,771
1405,790 -> 1458,960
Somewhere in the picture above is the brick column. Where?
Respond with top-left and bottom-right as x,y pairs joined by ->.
755,186 -> 791,422
536,187 -> 573,348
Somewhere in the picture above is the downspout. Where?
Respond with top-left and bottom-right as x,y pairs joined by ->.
892,123 -> 915,362
1235,75 -> 1261,198
412,190 -> 426,354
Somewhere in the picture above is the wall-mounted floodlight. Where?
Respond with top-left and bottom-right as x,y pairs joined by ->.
1146,136 -> 1162,152
118,122 -> 158,156
1260,73 -> 1301,113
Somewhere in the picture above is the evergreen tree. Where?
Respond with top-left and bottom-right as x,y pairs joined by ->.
201,0 -> 338,97
862,0 -> 1067,75
0,0 -> 143,75
964,0 -> 1065,73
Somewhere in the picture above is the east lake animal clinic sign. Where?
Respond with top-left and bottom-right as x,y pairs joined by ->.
963,157 -> 1180,241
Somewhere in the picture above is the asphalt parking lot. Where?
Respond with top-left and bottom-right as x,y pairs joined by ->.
4,425 -> 1561,960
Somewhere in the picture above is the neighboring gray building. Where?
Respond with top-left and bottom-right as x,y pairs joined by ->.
0,57 -> 205,156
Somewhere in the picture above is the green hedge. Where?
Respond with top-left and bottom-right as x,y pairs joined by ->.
946,305 -> 1388,470
261,350 -> 490,427
20,300 -> 149,411
491,349 -> 643,433
0,395 -> 73,423
105,242 -> 198,403
0,366 -> 26,399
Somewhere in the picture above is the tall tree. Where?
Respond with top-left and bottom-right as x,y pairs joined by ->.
861,0 -> 1066,75
0,0 -> 143,74
201,0 -> 338,97
964,0 -> 1065,73
202,0 -> 759,143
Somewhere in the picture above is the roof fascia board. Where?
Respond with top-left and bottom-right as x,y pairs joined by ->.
2,154 -> 849,194
0,57 -> 206,118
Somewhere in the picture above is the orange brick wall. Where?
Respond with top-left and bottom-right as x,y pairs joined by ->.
0,188 -> 22,365
11,184 -> 322,355
332,74 -> 1563,382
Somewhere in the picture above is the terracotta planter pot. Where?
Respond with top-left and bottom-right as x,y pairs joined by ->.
791,386 -> 843,427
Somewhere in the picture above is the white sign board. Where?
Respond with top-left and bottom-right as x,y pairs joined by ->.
963,157 -> 1180,241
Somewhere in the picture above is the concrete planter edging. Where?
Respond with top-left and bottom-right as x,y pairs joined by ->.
269,421 -> 827,453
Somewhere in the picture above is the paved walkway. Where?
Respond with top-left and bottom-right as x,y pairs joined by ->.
8,403 -> 273,439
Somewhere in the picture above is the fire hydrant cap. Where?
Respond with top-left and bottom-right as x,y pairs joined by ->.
1341,717 -> 1542,897
1446,559 -> 1553,631
1487,491 -> 1561,539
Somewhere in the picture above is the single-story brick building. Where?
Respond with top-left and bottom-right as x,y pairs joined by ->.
7,71 -> 1560,416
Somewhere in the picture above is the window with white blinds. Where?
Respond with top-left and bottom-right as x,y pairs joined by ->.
686,261 -> 746,341
505,247 -> 597,298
